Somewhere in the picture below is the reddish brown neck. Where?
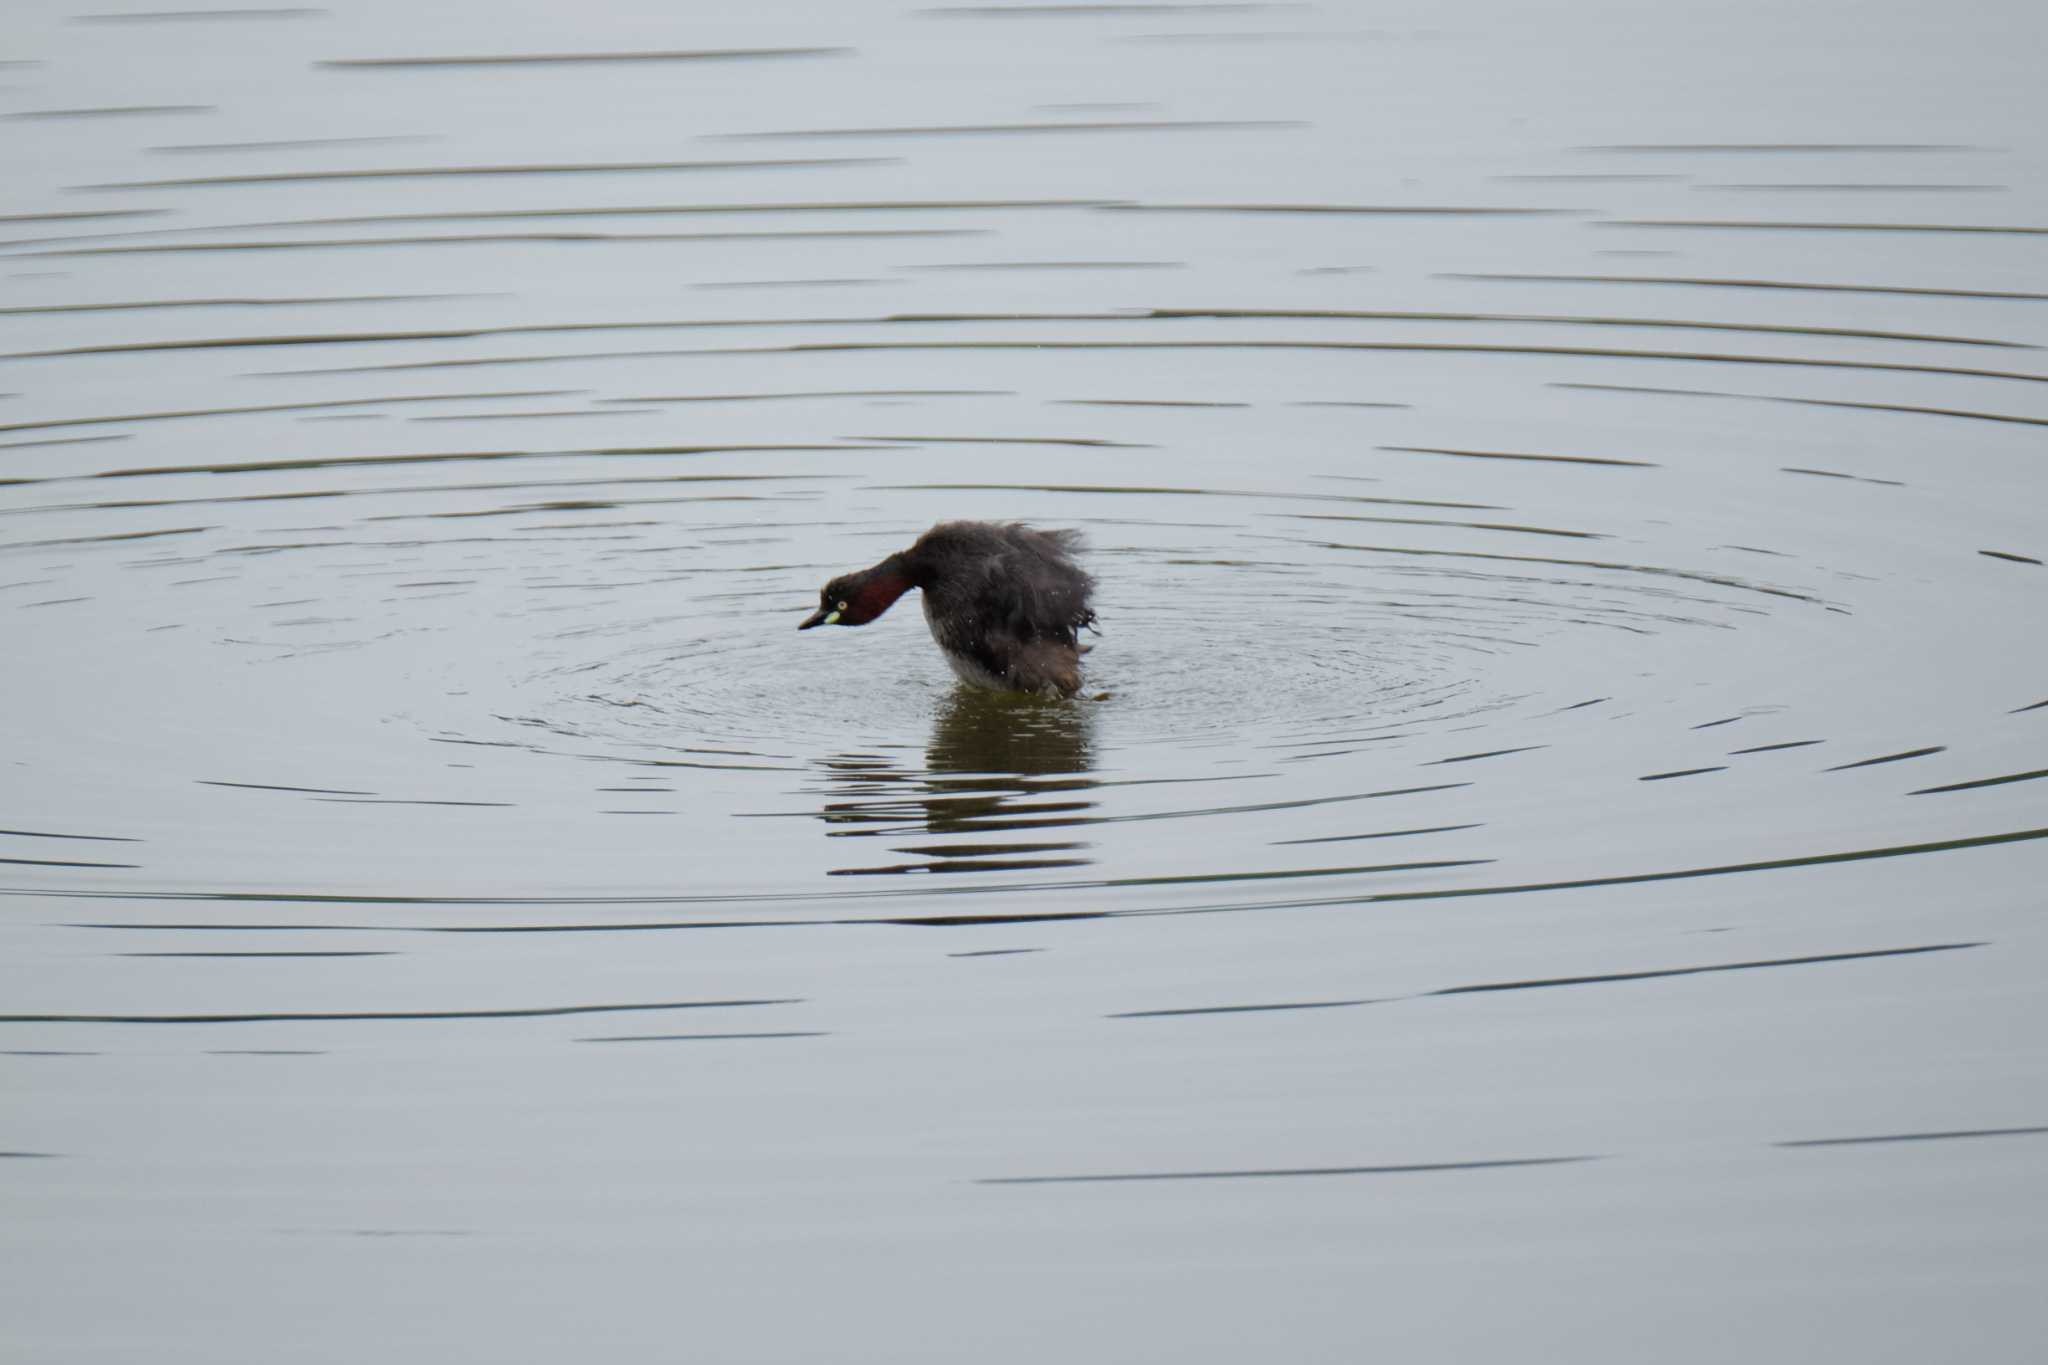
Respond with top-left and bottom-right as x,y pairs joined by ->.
846,558 -> 915,625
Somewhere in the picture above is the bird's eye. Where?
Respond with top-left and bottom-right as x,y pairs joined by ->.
837,600 -> 848,611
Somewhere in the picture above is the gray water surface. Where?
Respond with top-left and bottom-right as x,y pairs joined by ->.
4,2 -> 2046,1360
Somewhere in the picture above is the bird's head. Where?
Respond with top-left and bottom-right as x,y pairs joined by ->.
798,568 -> 906,630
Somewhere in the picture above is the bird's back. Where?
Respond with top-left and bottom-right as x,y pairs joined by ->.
909,521 -> 1095,696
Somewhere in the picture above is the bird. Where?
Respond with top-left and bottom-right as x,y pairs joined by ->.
799,520 -> 1097,698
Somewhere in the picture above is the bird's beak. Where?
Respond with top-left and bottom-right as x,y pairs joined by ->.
798,607 -> 839,630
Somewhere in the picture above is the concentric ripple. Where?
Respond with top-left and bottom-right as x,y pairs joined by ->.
4,2 -> 2046,1360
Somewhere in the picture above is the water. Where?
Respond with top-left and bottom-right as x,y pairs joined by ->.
4,1 -> 2046,1358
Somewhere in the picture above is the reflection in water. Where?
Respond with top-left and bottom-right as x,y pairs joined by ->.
816,688 -> 1098,876
925,686 -> 1097,776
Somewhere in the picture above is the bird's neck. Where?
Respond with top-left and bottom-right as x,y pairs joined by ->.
851,554 -> 917,621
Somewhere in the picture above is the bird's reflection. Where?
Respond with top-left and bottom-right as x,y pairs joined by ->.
814,689 -> 1099,876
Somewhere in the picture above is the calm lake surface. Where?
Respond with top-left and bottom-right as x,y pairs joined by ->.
4,1 -> 2046,1359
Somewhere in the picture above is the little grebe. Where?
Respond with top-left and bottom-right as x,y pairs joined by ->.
799,520 -> 1097,698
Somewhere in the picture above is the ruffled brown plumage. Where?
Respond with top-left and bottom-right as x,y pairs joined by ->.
798,521 -> 1097,698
